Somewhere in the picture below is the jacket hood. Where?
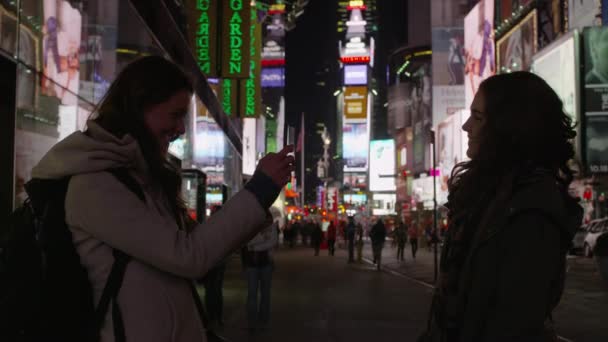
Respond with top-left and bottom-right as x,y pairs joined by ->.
510,173 -> 583,239
31,120 -> 149,180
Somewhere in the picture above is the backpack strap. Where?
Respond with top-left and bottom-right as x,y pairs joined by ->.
91,169 -> 145,341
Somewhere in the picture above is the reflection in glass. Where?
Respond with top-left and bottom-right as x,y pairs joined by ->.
0,1 -> 18,55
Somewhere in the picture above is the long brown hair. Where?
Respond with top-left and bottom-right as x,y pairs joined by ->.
90,56 -> 193,227
448,72 -> 577,219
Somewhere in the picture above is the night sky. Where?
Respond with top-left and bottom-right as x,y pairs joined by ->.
285,0 -> 339,202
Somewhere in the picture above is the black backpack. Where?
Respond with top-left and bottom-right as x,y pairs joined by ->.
0,169 -> 144,342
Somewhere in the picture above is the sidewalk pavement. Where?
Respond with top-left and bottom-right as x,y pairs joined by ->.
361,240 -> 608,341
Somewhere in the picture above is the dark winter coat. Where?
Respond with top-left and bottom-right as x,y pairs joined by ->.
434,173 -> 581,342
370,221 -> 387,245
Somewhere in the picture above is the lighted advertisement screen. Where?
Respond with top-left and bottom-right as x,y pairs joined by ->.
583,27 -> 608,173
497,10 -> 538,73
568,0 -> 601,31
436,112 -> 468,204
344,86 -> 368,119
344,194 -> 367,205
42,0 -> 82,105
372,193 -> 396,216
261,67 -> 285,87
242,118 -> 257,176
464,0 -> 495,108
532,31 -> 579,123
431,28 -> 465,86
343,172 -> 367,190
343,123 -> 368,172
369,140 -> 396,192
344,64 -> 368,85
194,119 -> 225,172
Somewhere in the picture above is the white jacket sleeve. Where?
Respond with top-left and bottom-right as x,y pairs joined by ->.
65,171 -> 269,278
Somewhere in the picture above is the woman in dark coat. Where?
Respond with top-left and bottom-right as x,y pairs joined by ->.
421,72 -> 582,342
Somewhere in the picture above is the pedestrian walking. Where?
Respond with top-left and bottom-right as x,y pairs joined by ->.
370,219 -> 387,270
243,221 -> 278,333
408,222 -> 419,260
356,222 -> 364,263
311,221 -> 323,256
346,216 -> 356,263
24,56 -> 295,341
394,218 -> 408,262
327,221 -> 337,256
203,205 -> 227,328
419,72 -> 582,341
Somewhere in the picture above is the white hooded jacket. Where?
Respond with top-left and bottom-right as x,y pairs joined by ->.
31,121 -> 268,342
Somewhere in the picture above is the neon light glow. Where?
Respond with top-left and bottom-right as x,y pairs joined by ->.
195,0 -> 212,73
341,56 -> 371,64
262,59 -> 286,66
222,79 -> 233,115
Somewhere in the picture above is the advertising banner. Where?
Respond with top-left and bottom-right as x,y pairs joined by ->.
372,193 -> 397,216
436,112 -> 466,204
186,0 -> 218,76
464,0 -> 495,108
344,64 -> 368,85
584,27 -> 608,173
369,140 -> 397,192
388,83 -> 413,131
261,67 -> 285,87
240,8 -> 262,118
568,0 -> 601,31
497,10 -> 538,73
242,118 -> 257,175
432,86 -> 465,131
343,86 -> 368,119
343,173 -> 367,190
532,31 -> 580,123
221,0 -> 251,78
41,0 -> 82,105
432,28 -> 465,86
343,122 -> 369,172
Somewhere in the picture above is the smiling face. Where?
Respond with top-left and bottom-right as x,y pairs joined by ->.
143,90 -> 190,156
463,89 -> 487,159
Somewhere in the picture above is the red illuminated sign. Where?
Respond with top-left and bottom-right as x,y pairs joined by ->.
269,3 -> 286,14
261,59 -> 286,67
341,56 -> 371,64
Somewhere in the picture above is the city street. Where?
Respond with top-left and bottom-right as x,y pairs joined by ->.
199,244 -> 433,342
201,240 -> 608,342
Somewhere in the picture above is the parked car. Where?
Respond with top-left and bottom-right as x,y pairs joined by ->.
584,219 -> 608,258
571,226 -> 588,254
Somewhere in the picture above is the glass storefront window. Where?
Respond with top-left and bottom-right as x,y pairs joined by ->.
0,0 -> 19,56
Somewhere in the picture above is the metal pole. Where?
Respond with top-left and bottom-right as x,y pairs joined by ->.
432,129 -> 438,284
301,112 -> 306,207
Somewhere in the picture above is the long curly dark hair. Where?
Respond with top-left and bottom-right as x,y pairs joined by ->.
447,72 -> 577,218
90,56 -> 193,228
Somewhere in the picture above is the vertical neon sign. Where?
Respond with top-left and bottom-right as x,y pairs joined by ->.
221,0 -> 251,78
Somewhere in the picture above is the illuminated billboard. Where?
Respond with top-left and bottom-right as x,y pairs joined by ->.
532,31 -> 580,125
369,140 -> 397,192
220,0 -> 251,78
568,0 -> 602,30
372,193 -> 396,216
261,67 -> 285,87
583,27 -> 608,173
42,0 -> 82,105
497,10 -> 538,73
343,86 -> 368,119
343,122 -> 369,172
344,64 -> 368,85
464,0 -> 495,108
194,119 -> 225,172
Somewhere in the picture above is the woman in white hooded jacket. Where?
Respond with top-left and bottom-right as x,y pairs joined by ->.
31,56 -> 294,342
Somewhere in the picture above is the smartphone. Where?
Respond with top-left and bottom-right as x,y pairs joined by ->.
286,126 -> 296,157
